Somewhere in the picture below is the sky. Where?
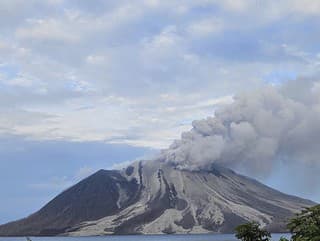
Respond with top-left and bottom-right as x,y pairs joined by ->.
1,0 -> 320,224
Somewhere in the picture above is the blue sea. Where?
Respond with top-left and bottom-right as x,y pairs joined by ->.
0,234 -> 291,241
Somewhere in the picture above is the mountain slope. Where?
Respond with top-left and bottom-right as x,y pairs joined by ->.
0,169 -> 140,236
0,160 -> 315,236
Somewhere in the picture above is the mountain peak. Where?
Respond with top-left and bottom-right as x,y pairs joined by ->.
0,160 -> 316,236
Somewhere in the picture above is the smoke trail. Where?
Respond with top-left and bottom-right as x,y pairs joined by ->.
160,79 -> 320,175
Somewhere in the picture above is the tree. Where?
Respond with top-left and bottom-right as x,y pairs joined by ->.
279,237 -> 289,241
235,222 -> 271,241
288,204 -> 320,241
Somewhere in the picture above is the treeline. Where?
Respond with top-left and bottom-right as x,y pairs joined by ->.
235,204 -> 320,241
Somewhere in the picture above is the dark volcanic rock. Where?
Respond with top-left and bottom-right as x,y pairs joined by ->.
0,169 -> 139,236
0,161 -> 316,236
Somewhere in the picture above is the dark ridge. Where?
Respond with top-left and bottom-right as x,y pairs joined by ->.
111,176 -> 144,225
125,166 -> 134,176
0,169 -> 139,236
138,162 -> 144,189
176,199 -> 188,211
175,210 -> 195,229
203,176 -> 208,182
209,168 -> 223,177
157,169 -> 162,186
170,183 -> 177,196
169,183 -> 187,210
219,212 -> 248,233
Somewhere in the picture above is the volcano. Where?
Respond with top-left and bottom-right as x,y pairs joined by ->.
0,160 -> 315,236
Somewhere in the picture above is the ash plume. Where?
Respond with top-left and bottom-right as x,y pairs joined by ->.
160,79 -> 320,176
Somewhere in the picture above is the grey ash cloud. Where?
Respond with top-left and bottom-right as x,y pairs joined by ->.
161,79 -> 320,176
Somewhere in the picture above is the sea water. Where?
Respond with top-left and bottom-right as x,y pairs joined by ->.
0,233 -> 291,241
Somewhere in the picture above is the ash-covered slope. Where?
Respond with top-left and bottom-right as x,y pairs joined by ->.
0,160 -> 315,236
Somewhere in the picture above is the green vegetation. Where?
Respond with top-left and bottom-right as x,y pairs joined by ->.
235,205 -> 320,241
288,204 -> 320,241
279,237 -> 289,241
235,222 -> 271,241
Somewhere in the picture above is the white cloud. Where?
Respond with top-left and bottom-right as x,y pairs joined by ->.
286,0 -> 320,15
0,0 -> 320,151
86,54 -> 107,65
216,0 -> 254,12
3,0 -> 320,216
16,18 -> 80,43
214,0 -> 320,16
187,18 -> 224,37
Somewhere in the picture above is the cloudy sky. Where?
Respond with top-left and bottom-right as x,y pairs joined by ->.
1,0 -> 320,224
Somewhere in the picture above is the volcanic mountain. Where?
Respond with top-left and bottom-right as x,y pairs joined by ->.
0,160 -> 315,236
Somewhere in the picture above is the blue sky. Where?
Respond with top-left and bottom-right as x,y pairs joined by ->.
0,135 -> 154,224
1,0 -> 320,224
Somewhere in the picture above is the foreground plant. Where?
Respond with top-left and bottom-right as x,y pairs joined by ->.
279,237 -> 289,241
235,222 -> 271,241
288,204 -> 320,241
